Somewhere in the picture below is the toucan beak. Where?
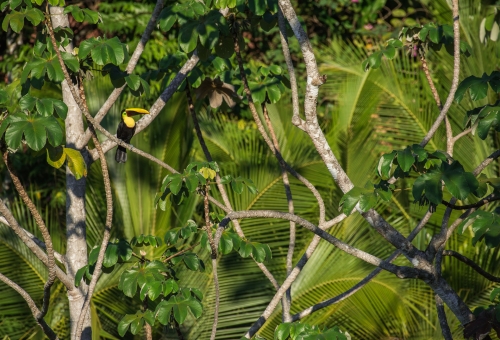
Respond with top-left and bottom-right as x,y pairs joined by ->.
125,108 -> 150,117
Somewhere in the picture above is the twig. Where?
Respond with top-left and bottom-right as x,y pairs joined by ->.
0,273 -> 58,340
203,186 -> 219,340
436,294 -> 453,340
163,243 -> 200,263
452,127 -> 472,143
443,250 -> 500,282
292,209 -> 433,321
3,152 -> 56,318
262,102 -> 296,322
0,199 -> 73,289
78,0 -> 165,148
277,8 -> 305,131
74,79 -> 114,340
419,0 -> 460,147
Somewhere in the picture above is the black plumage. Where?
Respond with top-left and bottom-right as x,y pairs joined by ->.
115,118 -> 136,163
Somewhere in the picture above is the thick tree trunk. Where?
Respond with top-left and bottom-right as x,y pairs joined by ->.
49,7 -> 92,339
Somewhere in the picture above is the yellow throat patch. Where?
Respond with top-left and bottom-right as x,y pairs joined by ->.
122,113 -> 136,128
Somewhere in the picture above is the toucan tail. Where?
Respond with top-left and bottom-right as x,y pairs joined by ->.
115,146 -> 127,163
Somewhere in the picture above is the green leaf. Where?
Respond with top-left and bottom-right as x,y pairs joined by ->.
413,171 -> 443,205
125,74 -> 141,91
339,187 -> 363,215
377,152 -> 395,179
231,178 -> 244,194
441,162 -> 478,200
117,314 -> 136,337
47,146 -> 66,169
248,0 -> 266,16
397,147 -> 414,172
170,175 -> 183,195
158,7 -> 177,32
239,241 -> 253,258
75,265 -> 88,287
88,246 -> 100,265
364,51 -> 382,71
83,37 -> 126,65
455,74 -> 489,103
382,46 -> 396,59
428,26 -> 442,44
275,322 -> 292,340
163,279 -> 178,296
104,243 -> 119,267
491,288 -> 500,302
179,21 -> 199,53
183,253 -> 200,271
119,270 -> 139,297
251,243 -> 267,263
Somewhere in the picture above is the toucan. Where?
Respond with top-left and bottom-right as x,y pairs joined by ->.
115,108 -> 150,163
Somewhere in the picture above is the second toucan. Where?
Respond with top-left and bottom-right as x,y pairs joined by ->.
115,108 -> 150,163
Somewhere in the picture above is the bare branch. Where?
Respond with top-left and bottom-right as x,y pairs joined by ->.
3,151 -> 56,318
419,48 -> 442,110
78,0 -> 165,148
473,149 -> 500,176
443,250 -> 500,282
74,81 -> 114,340
262,103 -> 295,321
0,219 -> 66,265
0,199 -> 73,290
217,210 -> 424,278
419,0 -> 460,147
277,8 -> 305,131
0,273 -> 58,340
452,127 -> 473,143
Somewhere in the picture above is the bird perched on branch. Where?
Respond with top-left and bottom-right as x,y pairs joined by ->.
115,108 -> 150,163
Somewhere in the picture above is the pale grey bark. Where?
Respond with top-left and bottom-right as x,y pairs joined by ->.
49,7 -> 91,340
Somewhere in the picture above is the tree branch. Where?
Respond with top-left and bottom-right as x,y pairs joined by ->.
419,0 -> 460,147
473,149 -> 500,176
217,211 -> 425,279
78,0 -> 165,148
436,294 -> 453,340
443,250 -> 500,282
3,151 -> 56,318
0,199 -> 73,290
277,7 -> 305,131
441,193 -> 500,210
0,272 -> 58,340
